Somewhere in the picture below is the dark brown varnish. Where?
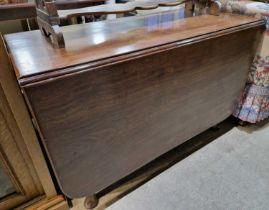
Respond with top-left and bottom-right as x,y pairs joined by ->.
4,11 -> 264,198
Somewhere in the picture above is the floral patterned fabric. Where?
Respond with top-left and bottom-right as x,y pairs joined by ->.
219,0 -> 269,123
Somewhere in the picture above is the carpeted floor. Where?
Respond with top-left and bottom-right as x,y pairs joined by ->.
71,119 -> 269,210
106,122 -> 269,210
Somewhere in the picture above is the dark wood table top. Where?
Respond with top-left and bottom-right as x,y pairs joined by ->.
4,10 -> 263,85
0,0 -> 106,21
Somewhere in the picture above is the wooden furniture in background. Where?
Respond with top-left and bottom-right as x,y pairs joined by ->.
35,0 -> 221,48
3,7 -> 264,208
0,37 -> 68,209
0,84 -> 42,209
0,0 -> 106,21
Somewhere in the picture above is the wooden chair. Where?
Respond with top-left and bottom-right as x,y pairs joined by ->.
36,0 -> 222,48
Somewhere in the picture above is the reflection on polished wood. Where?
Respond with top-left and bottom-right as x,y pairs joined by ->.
35,0 -> 221,48
4,9 -> 265,204
6,12 -> 262,82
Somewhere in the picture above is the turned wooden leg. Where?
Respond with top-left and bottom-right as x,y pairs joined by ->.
84,195 -> 98,209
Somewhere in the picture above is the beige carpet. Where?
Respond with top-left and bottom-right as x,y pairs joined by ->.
106,123 -> 269,210
71,121 -> 269,210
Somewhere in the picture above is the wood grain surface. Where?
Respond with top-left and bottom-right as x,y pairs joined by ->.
0,36 -> 57,199
5,12 -> 263,83
0,35 -> 68,209
0,84 -> 42,209
4,10 -> 265,198
19,24 -> 263,198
